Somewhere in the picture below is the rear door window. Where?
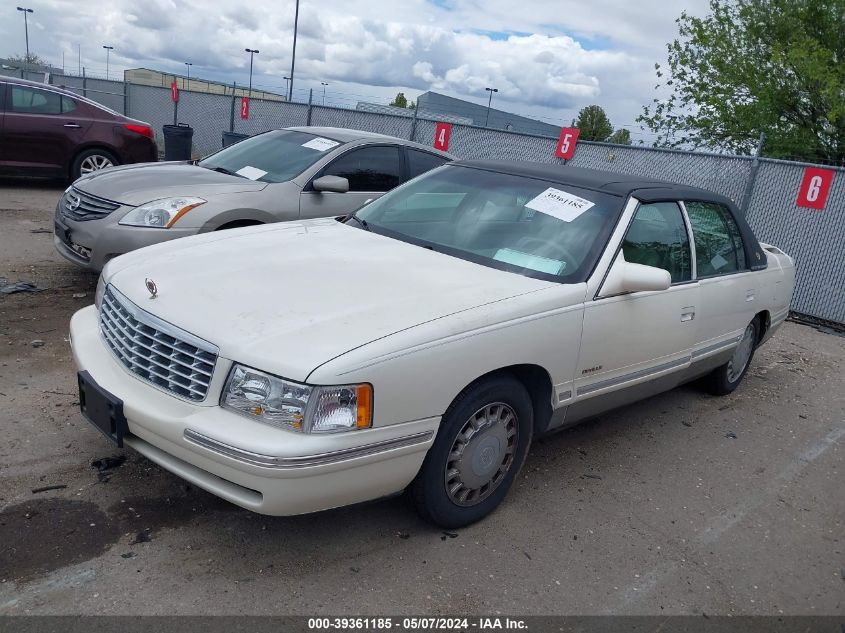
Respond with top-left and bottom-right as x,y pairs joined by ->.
684,201 -> 747,276
407,149 -> 450,180
61,96 -> 78,114
10,86 -> 62,114
321,145 -> 402,192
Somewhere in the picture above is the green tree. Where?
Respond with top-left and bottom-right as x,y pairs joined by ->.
637,0 -> 845,163
390,92 -> 408,108
608,128 -> 632,145
8,53 -> 49,68
574,105 -> 614,141
407,101 -> 416,110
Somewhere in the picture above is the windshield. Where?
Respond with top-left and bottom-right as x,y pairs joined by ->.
353,165 -> 625,283
198,130 -> 343,183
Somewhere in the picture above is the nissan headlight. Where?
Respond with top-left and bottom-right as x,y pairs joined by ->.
221,364 -> 373,434
119,197 -> 206,228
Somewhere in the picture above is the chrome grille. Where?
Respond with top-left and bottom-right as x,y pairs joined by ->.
99,286 -> 218,402
61,187 -> 121,222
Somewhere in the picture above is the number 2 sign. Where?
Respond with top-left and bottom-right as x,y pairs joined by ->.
555,127 -> 579,160
433,122 -> 452,151
240,96 -> 250,120
796,167 -> 834,210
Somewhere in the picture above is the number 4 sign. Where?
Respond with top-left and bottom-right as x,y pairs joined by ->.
555,127 -> 579,160
433,122 -> 452,151
796,167 -> 834,210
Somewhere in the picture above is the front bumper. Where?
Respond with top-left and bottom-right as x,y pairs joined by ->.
54,203 -> 200,272
70,305 -> 438,515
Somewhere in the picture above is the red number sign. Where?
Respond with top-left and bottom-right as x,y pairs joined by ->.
433,122 -> 452,151
796,167 -> 834,210
170,81 -> 179,103
555,127 -> 579,160
240,96 -> 250,120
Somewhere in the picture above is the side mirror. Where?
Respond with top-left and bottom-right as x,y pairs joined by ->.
312,175 -> 349,193
598,252 -> 671,298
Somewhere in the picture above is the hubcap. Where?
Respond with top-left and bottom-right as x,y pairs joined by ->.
80,154 -> 114,174
444,402 -> 518,507
727,324 -> 755,383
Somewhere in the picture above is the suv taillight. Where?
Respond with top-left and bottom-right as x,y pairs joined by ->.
124,123 -> 154,139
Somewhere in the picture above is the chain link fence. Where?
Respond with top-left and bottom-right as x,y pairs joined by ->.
3,68 -> 843,324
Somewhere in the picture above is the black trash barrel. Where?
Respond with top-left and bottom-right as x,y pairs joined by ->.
162,123 -> 194,161
222,131 -> 249,148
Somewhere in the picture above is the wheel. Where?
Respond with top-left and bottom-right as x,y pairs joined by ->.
706,319 -> 759,395
71,149 -> 117,180
411,375 -> 533,528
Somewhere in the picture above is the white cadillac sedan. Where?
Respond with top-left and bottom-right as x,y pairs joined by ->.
69,161 -> 795,527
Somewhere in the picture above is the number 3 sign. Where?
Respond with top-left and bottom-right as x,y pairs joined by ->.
555,127 -> 579,160
796,167 -> 834,210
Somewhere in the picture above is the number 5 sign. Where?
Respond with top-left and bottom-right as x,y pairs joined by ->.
433,122 -> 452,151
555,127 -> 579,160
796,167 -> 834,210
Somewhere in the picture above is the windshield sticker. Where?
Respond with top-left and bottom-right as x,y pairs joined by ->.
302,137 -> 341,152
235,165 -> 268,180
493,248 -> 566,275
524,187 -> 595,223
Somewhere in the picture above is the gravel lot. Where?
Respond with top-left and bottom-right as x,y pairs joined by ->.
0,179 -> 843,616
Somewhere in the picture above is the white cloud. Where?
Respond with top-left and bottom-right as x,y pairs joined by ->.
1,0 -> 711,133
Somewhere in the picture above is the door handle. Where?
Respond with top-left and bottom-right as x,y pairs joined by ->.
64,123 -> 81,128
681,307 -> 695,322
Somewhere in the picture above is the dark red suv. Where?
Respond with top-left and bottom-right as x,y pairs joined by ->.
0,77 -> 157,181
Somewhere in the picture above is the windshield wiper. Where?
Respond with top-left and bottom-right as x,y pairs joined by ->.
204,165 -> 246,178
347,213 -> 370,231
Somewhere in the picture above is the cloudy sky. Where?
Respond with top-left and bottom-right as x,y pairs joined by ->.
2,0 -> 710,141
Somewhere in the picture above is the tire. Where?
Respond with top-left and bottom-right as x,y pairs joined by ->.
411,374 -> 533,528
71,149 -> 118,181
706,318 -> 759,396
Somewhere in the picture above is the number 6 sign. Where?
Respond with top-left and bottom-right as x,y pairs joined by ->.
555,127 -> 579,160
796,167 -> 834,210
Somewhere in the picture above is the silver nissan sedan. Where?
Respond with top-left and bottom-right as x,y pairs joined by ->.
53,126 -> 453,271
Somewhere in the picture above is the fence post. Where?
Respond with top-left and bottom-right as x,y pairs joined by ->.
82,67 -> 87,98
123,81 -> 129,117
409,105 -> 419,142
173,93 -> 178,125
229,81 -> 237,132
306,88 -> 313,126
739,132 -> 766,217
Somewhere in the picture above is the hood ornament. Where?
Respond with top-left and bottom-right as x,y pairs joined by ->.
145,278 -> 158,299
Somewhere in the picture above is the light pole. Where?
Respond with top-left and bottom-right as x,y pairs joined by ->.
288,0 -> 299,101
184,62 -> 192,88
283,76 -> 290,99
321,82 -> 328,105
484,87 -> 498,128
244,48 -> 259,96
16,7 -> 33,66
103,45 -> 114,80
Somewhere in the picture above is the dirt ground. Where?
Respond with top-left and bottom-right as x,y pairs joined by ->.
0,179 -> 843,616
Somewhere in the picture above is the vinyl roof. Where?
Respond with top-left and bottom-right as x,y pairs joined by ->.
453,160 -> 726,202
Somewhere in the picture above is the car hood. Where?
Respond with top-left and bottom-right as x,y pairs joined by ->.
74,162 -> 268,206
106,219 -> 553,382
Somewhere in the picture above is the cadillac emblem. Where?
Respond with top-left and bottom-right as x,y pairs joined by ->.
145,278 -> 158,299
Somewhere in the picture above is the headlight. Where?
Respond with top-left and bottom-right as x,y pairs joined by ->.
119,197 -> 206,228
94,275 -> 106,309
221,364 -> 373,434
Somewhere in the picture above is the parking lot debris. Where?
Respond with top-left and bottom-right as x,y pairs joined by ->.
397,532 -> 410,539
440,531 -> 459,540
31,484 -> 67,494
30,340 -> 45,348
0,279 -> 44,294
121,552 -> 137,559
131,530 -> 152,545
582,473 -> 603,480
29,228 -> 52,234
91,455 -> 127,472
726,431 -> 738,439
72,292 -> 87,299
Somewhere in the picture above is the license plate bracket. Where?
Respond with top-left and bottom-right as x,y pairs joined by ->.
78,371 -> 127,447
